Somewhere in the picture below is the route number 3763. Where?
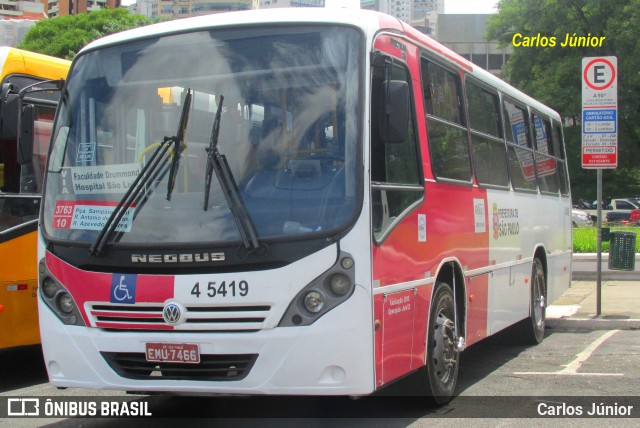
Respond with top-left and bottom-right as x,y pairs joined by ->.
190,280 -> 249,298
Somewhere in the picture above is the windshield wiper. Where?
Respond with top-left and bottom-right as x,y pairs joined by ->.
166,89 -> 192,201
89,89 -> 193,257
204,95 -> 260,251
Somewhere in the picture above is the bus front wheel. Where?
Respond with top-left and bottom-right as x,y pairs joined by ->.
420,281 -> 459,405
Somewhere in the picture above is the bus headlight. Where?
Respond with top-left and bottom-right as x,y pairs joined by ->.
328,273 -> 351,296
42,277 -> 58,298
279,251 -> 355,327
38,259 -> 85,326
303,291 -> 325,313
57,293 -> 75,314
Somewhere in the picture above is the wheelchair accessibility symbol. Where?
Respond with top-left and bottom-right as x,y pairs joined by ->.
110,273 -> 137,304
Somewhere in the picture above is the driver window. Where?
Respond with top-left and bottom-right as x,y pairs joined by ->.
371,62 -> 422,242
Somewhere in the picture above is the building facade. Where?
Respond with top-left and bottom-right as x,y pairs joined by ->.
0,0 -> 47,20
47,0 -> 120,17
132,0 -> 440,22
435,14 -> 511,75
153,0 -> 256,20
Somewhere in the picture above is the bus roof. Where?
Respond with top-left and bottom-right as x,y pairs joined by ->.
0,47 -> 70,81
81,8 -> 385,53
79,8 -> 559,121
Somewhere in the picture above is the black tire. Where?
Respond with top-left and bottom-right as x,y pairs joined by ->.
419,281 -> 459,405
519,258 -> 546,345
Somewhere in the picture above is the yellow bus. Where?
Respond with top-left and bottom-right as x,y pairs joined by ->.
0,47 -> 69,349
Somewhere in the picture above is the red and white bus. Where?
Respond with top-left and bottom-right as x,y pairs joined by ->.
37,8 -> 572,403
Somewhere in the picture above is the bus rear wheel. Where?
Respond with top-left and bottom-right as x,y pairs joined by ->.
420,281 -> 459,405
518,258 -> 546,344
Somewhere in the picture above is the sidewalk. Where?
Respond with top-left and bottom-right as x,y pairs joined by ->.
547,279 -> 640,330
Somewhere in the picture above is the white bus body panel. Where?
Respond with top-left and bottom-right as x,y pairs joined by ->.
39,241 -> 376,394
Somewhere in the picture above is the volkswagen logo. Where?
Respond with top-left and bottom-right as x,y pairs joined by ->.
163,302 -> 183,325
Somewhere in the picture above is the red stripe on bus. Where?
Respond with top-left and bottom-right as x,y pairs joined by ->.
95,322 -> 174,330
91,311 -> 164,319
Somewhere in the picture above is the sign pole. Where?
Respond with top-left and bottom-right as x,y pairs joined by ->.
581,55 -> 617,318
596,169 -> 602,316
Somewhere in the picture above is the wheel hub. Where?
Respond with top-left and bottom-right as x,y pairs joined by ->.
432,312 -> 458,383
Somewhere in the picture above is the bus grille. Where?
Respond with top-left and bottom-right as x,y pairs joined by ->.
101,352 -> 258,381
88,304 -> 271,332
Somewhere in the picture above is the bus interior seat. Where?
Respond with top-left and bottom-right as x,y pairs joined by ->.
243,151 -> 345,236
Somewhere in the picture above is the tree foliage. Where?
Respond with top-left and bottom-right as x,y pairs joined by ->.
486,0 -> 640,200
18,9 -> 154,60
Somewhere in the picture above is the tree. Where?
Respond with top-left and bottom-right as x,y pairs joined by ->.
486,0 -> 640,200
18,9 -> 154,61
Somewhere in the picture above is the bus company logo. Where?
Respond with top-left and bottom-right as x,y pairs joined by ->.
492,203 -> 520,240
162,302 -> 184,325
110,274 -> 137,304
131,252 -> 226,264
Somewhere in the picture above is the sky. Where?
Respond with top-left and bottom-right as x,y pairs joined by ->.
444,0 -> 498,14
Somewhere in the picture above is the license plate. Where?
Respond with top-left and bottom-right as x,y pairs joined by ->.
145,343 -> 200,364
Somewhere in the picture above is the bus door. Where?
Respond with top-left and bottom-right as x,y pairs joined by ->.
370,36 -> 430,386
0,78 -> 62,348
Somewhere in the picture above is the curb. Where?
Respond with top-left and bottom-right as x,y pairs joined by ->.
547,317 -> 640,331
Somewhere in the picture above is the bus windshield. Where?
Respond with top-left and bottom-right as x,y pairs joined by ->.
42,25 -> 361,248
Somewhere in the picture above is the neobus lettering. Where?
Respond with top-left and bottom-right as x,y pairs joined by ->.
131,252 -> 226,263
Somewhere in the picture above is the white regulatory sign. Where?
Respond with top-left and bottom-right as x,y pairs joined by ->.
581,56 -> 617,169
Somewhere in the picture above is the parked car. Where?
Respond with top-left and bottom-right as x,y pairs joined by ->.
572,209 -> 593,227
630,209 -> 640,224
580,198 -> 640,223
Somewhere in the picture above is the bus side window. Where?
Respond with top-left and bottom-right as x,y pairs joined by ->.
503,99 -> 536,192
552,121 -> 570,196
466,80 -> 508,188
421,59 -> 471,183
532,113 -> 559,195
371,62 -> 422,242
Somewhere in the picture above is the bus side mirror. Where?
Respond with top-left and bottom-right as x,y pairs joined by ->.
378,80 -> 409,143
0,93 -> 20,140
17,104 -> 35,164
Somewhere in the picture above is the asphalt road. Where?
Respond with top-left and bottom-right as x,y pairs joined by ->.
1,325 -> 638,426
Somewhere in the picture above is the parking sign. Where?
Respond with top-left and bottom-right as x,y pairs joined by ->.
582,56 -> 617,168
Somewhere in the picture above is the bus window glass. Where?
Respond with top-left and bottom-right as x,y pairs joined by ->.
532,113 -> 559,194
552,122 -> 570,196
422,59 -> 471,182
466,81 -> 508,187
552,122 -> 565,159
503,100 -> 536,191
0,195 -> 40,232
423,63 -> 462,124
42,26 -> 362,245
20,106 -> 57,194
472,134 -> 509,187
466,81 -> 500,137
371,63 -> 422,241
